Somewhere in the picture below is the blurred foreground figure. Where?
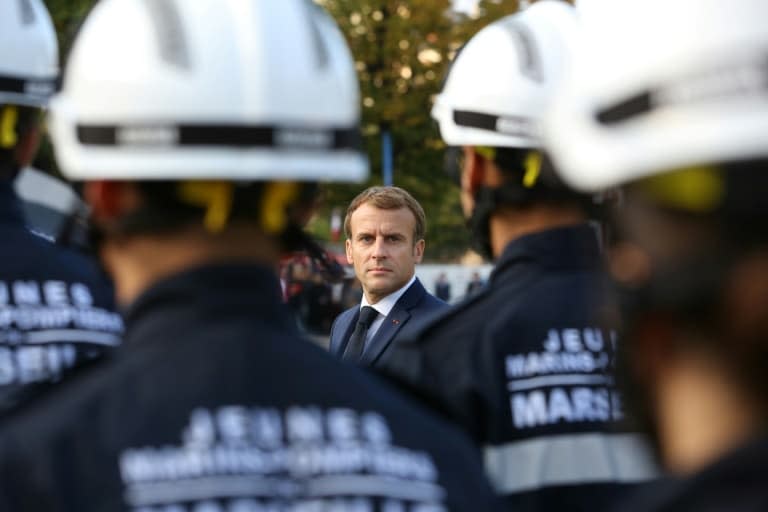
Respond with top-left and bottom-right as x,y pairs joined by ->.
378,2 -> 657,510
0,0 -> 121,414
0,1 -> 503,510
547,0 -> 768,510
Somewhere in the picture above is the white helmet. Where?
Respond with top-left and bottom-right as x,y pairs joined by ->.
431,0 -> 578,149
546,0 -> 768,191
0,0 -> 59,107
50,0 -> 368,183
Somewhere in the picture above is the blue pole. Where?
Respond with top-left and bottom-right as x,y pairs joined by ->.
382,129 -> 393,186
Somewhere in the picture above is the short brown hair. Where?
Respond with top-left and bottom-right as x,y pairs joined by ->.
344,186 -> 426,242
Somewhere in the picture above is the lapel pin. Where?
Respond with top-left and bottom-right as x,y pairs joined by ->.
392,319 -> 400,325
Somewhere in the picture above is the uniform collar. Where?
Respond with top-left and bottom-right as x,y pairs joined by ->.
123,263 -> 297,345
492,223 -> 603,281
0,179 -> 25,226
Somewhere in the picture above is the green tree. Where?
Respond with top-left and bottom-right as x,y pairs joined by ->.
36,1 -> 96,174
312,0 -> 521,260
454,0 -> 520,39
311,0 -> 458,258
44,0 -> 96,63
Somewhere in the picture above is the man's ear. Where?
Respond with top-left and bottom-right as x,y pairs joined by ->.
83,181 -> 140,224
345,238 -> 354,264
462,146 -> 486,197
460,146 -> 487,218
413,239 -> 425,263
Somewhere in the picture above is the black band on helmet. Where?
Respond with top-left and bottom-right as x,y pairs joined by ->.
466,186 -> 498,261
453,109 -> 538,141
595,53 -> 768,126
0,74 -> 57,104
76,124 -> 363,152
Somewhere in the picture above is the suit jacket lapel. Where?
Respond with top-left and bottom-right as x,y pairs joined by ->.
331,309 -> 359,356
360,279 -> 425,365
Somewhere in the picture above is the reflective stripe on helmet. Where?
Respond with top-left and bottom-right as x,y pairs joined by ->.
76,124 -> 363,151
0,74 -> 57,104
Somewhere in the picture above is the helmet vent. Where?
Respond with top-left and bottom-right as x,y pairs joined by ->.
17,0 -> 36,25
143,0 -> 190,69
304,2 -> 330,69
501,20 -> 542,83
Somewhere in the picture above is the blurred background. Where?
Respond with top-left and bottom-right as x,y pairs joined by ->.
37,0 -> 559,336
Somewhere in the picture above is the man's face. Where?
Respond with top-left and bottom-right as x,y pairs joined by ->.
345,202 -> 424,304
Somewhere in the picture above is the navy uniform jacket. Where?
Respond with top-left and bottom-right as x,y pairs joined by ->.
329,278 -> 447,367
614,436 -> 768,512
0,180 -> 122,414
378,225 -> 659,512
0,264 -> 503,512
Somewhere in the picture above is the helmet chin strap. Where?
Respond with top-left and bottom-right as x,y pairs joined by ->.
1,105 -> 28,180
467,187 -> 497,261
467,181 -> 551,261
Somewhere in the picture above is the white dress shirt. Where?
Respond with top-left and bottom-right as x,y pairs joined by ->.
359,275 -> 416,350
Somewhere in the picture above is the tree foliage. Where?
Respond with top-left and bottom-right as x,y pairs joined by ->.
36,0 -> 96,174
44,0 -> 96,62
311,0 -> 521,260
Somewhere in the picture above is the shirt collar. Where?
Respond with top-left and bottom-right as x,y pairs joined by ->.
360,274 -> 416,317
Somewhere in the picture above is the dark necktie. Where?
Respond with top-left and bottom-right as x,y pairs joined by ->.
342,306 -> 378,362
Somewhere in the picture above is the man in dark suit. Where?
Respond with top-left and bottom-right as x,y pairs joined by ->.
330,186 -> 447,367
434,272 -> 452,302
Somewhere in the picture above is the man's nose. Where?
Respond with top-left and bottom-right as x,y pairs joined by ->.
371,236 -> 387,258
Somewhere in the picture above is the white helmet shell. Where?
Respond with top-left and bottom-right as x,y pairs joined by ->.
0,0 -> 59,107
431,0 -> 578,149
50,0 -> 368,182
546,0 -> 768,191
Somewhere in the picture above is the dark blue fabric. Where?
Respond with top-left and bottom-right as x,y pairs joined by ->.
0,180 -> 26,226
0,264 -> 503,511
614,436 -> 768,512
0,179 -> 122,415
341,305 -> 378,362
378,224 -> 655,512
329,278 -> 447,367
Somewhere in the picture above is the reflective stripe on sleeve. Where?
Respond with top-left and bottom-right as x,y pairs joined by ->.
483,432 -> 659,494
